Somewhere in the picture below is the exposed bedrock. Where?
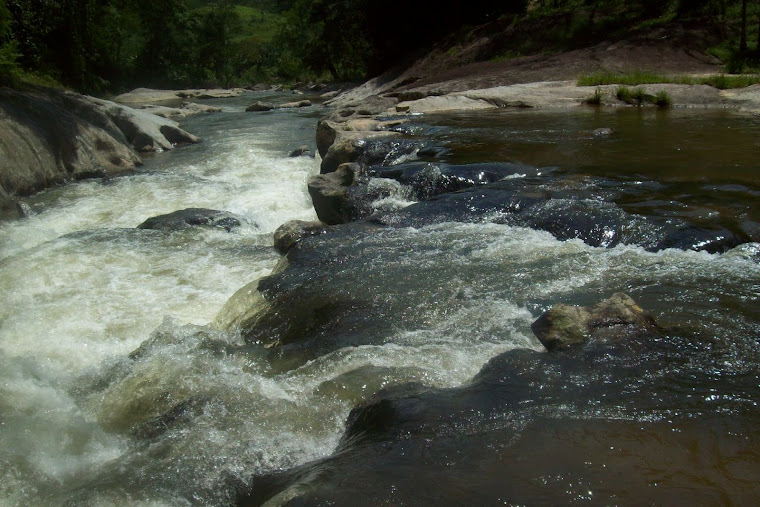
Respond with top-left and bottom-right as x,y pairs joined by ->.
0,87 -> 200,204
240,301 -> 758,504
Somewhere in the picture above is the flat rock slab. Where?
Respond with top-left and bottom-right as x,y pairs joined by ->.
113,88 -> 245,107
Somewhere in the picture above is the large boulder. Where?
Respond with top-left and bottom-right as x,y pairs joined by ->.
0,88 -> 143,197
308,163 -> 357,225
531,293 -> 660,351
316,119 -> 340,158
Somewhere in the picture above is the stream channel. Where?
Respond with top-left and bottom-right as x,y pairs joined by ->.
1,92 -> 759,504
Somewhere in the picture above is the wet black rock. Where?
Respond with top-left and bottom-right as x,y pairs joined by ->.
288,145 -> 313,158
273,220 -> 328,254
375,175 -> 757,253
368,162 -> 541,200
137,208 -> 243,232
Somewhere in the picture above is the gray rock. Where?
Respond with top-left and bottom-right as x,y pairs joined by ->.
0,88 -> 143,196
531,293 -> 659,351
273,220 -> 328,253
88,97 -> 200,152
316,119 -> 340,158
308,163 -> 357,225
246,101 -> 274,112
112,88 -> 184,106
320,90 -> 341,100
180,102 -> 222,115
320,130 -> 398,174
277,99 -> 311,109
137,208 -> 242,232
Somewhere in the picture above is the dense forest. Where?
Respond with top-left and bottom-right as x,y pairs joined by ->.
0,0 -> 759,93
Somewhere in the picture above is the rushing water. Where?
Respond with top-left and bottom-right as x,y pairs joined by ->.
1,100 -> 759,505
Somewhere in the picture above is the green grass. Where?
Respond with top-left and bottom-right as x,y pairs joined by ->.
616,85 -> 646,105
700,73 -> 760,89
583,86 -> 605,105
579,71 -> 760,90
653,90 -> 672,107
578,70 -> 692,87
615,85 -> 671,108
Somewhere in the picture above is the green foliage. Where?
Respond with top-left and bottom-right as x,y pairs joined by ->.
1,0 -> 759,92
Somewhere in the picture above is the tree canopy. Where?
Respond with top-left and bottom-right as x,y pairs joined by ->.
0,0 -> 758,92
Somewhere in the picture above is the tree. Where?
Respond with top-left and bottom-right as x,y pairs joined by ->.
740,0 -> 748,52
196,1 -> 242,86
0,0 -> 20,84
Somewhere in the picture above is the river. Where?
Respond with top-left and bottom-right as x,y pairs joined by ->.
1,94 -> 759,504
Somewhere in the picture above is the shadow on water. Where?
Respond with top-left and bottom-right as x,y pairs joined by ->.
400,108 -> 760,183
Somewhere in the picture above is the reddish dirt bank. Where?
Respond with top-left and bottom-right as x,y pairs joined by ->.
384,19 -> 725,96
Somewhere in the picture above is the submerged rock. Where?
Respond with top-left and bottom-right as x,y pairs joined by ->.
137,208 -> 243,232
531,292 -> 660,351
288,145 -> 313,158
241,326 -> 759,505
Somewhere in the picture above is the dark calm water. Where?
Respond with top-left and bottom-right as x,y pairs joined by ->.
1,101 -> 759,505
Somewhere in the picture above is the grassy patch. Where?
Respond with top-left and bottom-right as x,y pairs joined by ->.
578,70 -> 692,86
583,86 -> 605,105
700,73 -> 760,89
579,71 -> 760,90
616,85 -> 671,108
616,85 -> 646,105
653,90 -> 672,107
